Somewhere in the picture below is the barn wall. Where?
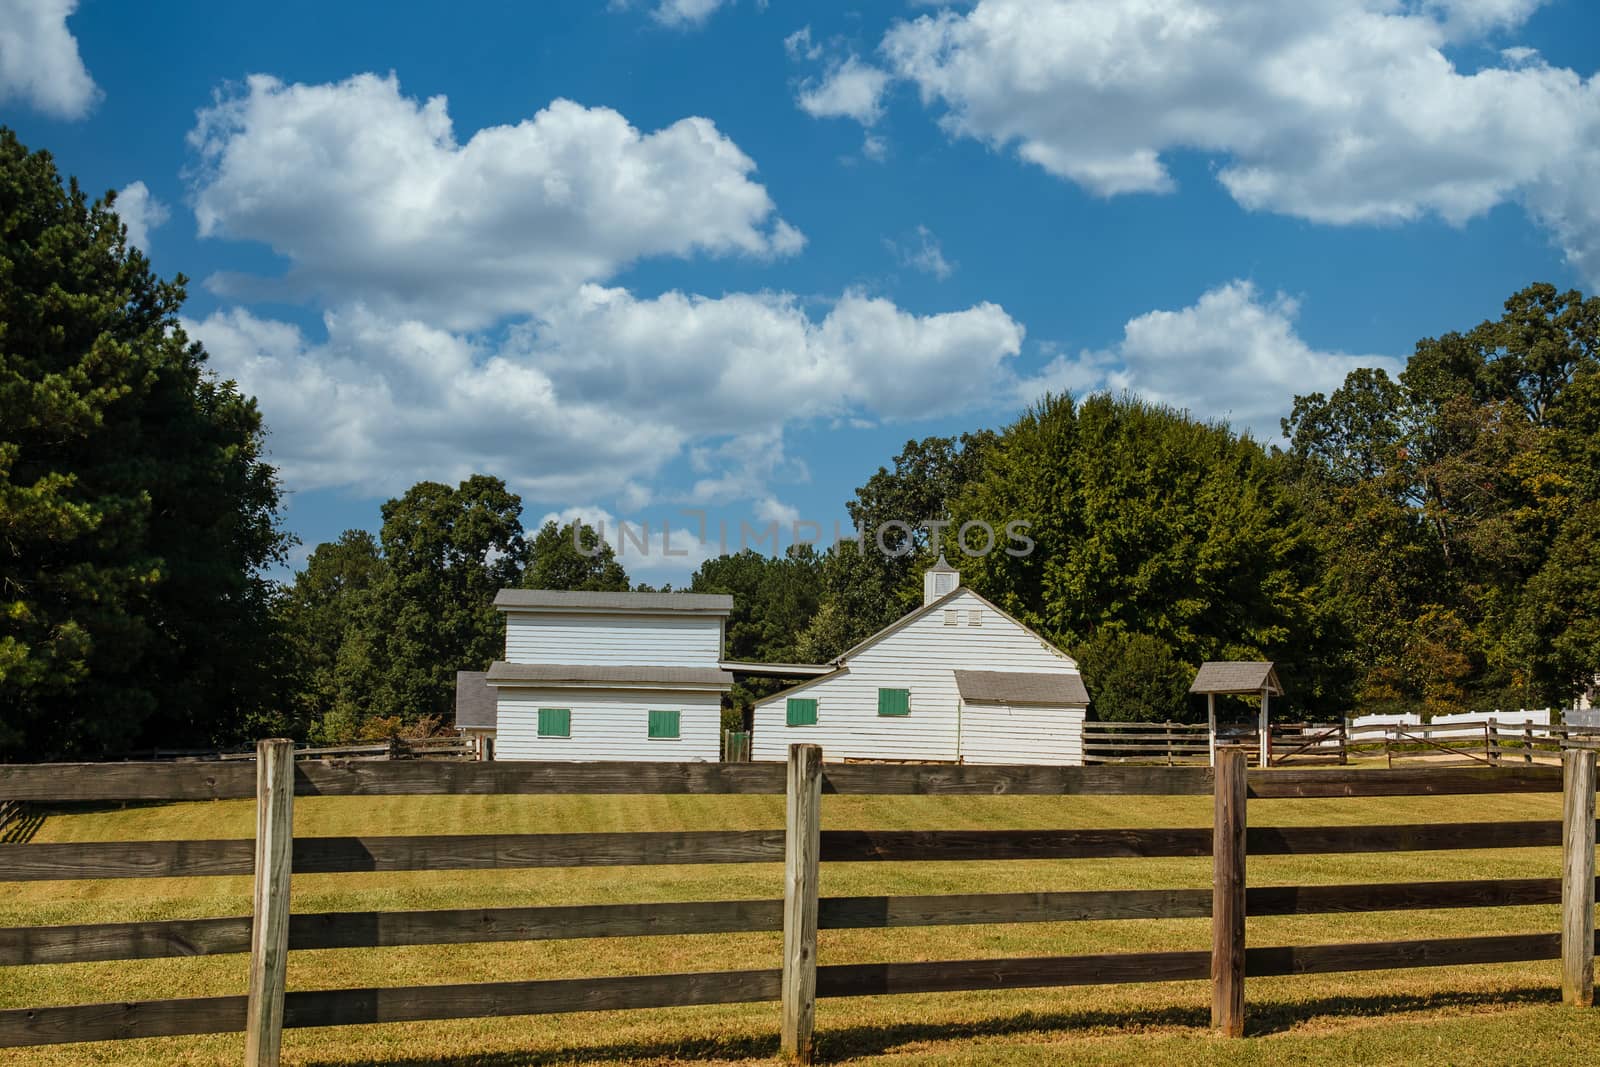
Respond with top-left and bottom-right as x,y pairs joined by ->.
494,687 -> 722,761
959,703 -> 1085,765
750,590 -> 1082,763
504,613 -> 723,666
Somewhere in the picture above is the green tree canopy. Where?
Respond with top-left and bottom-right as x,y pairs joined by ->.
0,129 -> 287,758
524,519 -> 630,591
952,392 -> 1344,715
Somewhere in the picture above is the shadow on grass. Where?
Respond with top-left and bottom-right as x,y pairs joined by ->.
296,985 -> 1569,1066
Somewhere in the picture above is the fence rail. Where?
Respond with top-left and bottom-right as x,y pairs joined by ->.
1,747 -> 1596,1062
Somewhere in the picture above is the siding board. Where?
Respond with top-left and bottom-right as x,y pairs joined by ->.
498,689 -> 721,762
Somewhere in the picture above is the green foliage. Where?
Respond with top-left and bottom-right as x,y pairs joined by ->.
1286,282 -> 1600,710
1077,629 -> 1194,723
691,546 -> 823,716
524,519 -> 629,591
0,129 -> 287,758
276,530 -> 385,740
951,392 -> 1345,715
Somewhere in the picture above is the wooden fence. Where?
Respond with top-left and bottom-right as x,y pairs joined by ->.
1083,721 -> 1347,766
1347,720 -> 1600,768
0,747 -> 1596,1064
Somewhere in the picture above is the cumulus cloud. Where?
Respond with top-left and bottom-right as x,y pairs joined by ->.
191,287 -> 1024,496
797,54 -> 891,125
114,181 -> 169,251
0,0 -> 98,118
187,73 -> 803,329
1023,281 -> 1399,442
873,0 -> 1600,284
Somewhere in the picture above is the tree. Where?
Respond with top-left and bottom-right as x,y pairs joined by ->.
1076,629 -> 1193,723
952,393 -> 1345,715
343,475 -> 526,732
277,530 -> 385,739
524,520 -> 629,591
0,129 -> 287,758
692,547 -> 823,718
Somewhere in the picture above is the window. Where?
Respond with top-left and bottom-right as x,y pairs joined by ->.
786,697 -> 818,726
969,609 -> 983,627
537,708 -> 571,737
943,610 -> 959,626
877,688 -> 911,716
647,709 -> 680,739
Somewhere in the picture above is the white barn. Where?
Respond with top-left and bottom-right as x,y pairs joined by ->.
482,589 -> 735,762
751,559 -> 1090,764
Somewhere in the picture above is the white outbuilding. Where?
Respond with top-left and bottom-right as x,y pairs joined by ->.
750,559 -> 1090,764
482,589 -> 736,761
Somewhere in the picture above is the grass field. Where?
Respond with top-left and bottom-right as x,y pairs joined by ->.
1,785 -> 1597,1065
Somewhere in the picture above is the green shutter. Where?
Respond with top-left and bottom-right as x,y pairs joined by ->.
786,697 -> 818,726
648,709 -> 680,739
537,708 -> 570,737
877,688 -> 911,716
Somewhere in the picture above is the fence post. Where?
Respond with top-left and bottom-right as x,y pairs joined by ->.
781,743 -> 823,1062
246,739 -> 295,1067
1211,745 -> 1247,1037
1562,747 -> 1596,1007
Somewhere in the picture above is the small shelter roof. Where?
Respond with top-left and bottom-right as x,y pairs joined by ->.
1189,661 -> 1282,696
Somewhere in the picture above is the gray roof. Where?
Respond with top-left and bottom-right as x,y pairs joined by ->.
954,670 -> 1090,707
1189,661 -> 1283,695
454,671 -> 497,730
493,589 -> 733,614
486,661 -> 734,689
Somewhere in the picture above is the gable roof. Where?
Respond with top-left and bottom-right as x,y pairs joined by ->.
1189,661 -> 1283,695
494,589 -> 732,614
454,670 -> 497,730
486,661 -> 734,690
954,670 -> 1089,707
833,585 -> 1075,666
753,586 -> 1075,707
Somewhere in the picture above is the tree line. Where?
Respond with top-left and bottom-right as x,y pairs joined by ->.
4,128 -> 1598,757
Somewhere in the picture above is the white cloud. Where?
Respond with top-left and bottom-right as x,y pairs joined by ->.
797,54 -> 891,125
0,0 -> 98,118
191,287 -> 1024,497
877,0 -> 1600,285
651,0 -> 731,27
187,73 -> 803,329
534,505 -> 718,577
886,224 -> 953,279
1023,281 -> 1399,442
861,133 -> 888,162
784,26 -> 822,62
114,181 -> 169,251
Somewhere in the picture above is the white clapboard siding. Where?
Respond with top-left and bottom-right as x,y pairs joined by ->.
751,590 -> 1082,763
495,688 -> 722,762
959,704 -> 1085,765
504,613 -> 723,667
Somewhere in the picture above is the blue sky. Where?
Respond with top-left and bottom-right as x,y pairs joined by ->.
5,0 -> 1598,584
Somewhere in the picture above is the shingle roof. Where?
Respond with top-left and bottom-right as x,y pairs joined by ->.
927,553 -> 959,573
485,662 -> 734,689
493,589 -> 733,613
1189,661 -> 1282,695
454,670 -> 497,730
954,670 -> 1090,706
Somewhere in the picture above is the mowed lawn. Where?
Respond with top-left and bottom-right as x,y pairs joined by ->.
2,784 -> 1597,1065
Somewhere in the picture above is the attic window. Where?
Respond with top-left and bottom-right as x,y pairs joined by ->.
969,609 -> 982,626
943,610 -> 959,626
935,573 -> 955,595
